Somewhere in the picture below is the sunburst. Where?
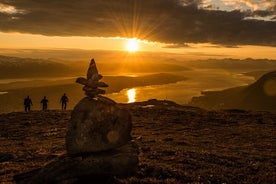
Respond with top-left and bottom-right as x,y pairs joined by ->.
126,38 -> 139,52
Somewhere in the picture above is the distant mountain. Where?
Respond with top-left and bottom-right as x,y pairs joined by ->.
0,54 -> 190,79
189,71 -> 276,111
188,58 -> 276,72
0,55 -> 76,78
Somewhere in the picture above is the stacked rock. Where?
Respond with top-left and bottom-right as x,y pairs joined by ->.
76,58 -> 108,98
66,59 -> 139,179
14,58 -> 139,183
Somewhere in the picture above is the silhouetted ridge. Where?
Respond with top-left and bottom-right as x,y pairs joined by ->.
189,71 -> 276,110
242,71 -> 276,110
247,71 -> 276,89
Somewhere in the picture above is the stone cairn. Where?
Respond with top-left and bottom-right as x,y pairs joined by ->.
76,58 -> 109,100
14,58 -> 139,183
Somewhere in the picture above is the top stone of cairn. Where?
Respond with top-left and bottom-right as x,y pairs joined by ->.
76,58 -> 109,99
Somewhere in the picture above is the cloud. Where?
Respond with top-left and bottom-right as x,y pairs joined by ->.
0,3 -> 24,14
0,0 -> 275,47
163,43 -> 191,48
201,0 -> 276,12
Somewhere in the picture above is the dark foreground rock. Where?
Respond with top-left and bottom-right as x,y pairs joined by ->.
14,141 -> 138,183
66,97 -> 132,155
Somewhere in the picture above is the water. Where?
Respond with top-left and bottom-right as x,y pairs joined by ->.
0,77 -> 76,96
106,70 -> 255,104
0,70 -> 255,105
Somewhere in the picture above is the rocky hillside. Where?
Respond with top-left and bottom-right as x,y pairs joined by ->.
190,71 -> 276,111
0,100 -> 275,183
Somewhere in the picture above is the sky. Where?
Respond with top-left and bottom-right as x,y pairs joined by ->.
0,0 -> 276,59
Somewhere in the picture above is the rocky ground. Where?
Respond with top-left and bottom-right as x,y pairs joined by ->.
0,100 -> 275,183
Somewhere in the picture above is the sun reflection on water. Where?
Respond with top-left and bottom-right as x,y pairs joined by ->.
127,88 -> 136,103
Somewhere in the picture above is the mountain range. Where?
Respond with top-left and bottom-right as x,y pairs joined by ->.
0,55 -> 75,78
0,55 -> 190,79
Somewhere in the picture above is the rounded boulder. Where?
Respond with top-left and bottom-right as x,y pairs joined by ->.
66,97 -> 132,155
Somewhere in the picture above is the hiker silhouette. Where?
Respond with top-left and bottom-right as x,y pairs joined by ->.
24,96 -> 33,112
40,96 -> 49,111
60,93 -> 69,110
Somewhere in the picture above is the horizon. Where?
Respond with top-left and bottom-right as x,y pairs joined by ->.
1,47 -> 276,61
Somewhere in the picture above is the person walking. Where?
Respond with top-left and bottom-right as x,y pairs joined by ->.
40,96 -> 49,111
60,93 -> 69,110
24,96 -> 33,112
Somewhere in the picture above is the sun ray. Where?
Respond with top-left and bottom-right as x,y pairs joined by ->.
105,1 -> 168,42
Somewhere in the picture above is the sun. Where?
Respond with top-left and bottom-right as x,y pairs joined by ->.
126,38 -> 139,52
